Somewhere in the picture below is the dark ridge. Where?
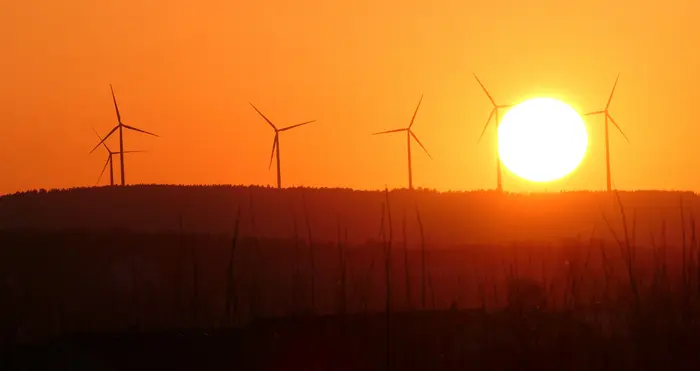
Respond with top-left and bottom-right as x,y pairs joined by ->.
0,185 -> 698,246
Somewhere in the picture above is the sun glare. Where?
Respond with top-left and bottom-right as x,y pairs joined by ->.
498,98 -> 588,183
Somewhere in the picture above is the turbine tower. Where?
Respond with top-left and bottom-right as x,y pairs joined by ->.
93,127 -> 145,186
90,85 -> 158,186
250,102 -> 315,189
473,73 -> 514,193
372,95 -> 432,190
583,74 -> 629,192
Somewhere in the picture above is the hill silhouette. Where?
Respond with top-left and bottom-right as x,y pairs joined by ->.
0,185 -> 697,247
1,185 -> 699,348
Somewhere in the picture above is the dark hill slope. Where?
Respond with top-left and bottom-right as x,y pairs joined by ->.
0,185 -> 697,246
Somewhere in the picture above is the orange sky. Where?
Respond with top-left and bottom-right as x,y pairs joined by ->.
1,0 -> 699,195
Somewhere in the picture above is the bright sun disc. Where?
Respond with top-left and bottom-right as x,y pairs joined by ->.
498,98 -> 588,183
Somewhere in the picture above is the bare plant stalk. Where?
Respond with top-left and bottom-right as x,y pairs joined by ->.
680,197 -> 688,294
402,210 -> 411,310
599,236 -> 611,303
416,205 -> 427,310
649,220 -> 661,289
292,214 -> 301,313
383,188 -> 393,371
223,205 -> 242,327
360,203 -> 386,312
694,210 -> 700,297
541,259 -> 549,308
493,281 -> 500,308
614,191 -> 640,311
248,190 -> 261,319
191,235 -> 200,327
301,191 -> 316,313
428,267 -> 436,310
337,216 -> 347,315
476,272 -> 487,312
176,215 -> 184,325
661,219 -> 669,290
344,225 -> 349,311
361,244 -> 378,312
691,211 -> 698,294
564,258 -> 575,310
631,208 -> 638,262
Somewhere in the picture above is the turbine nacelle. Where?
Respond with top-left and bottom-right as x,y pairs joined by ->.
473,73 -> 515,145
90,85 -> 158,186
372,94 -> 432,159
583,74 -> 629,143
90,123 -> 159,154
581,74 -> 629,192
372,95 -> 432,189
249,102 -> 315,188
372,128 -> 432,160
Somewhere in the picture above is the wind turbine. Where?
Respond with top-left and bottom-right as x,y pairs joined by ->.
473,73 -> 515,193
90,85 -> 158,186
250,102 -> 315,189
583,74 -> 629,192
93,127 -> 145,186
372,95 -> 432,190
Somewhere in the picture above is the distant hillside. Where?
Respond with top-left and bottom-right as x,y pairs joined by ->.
0,185 -> 698,246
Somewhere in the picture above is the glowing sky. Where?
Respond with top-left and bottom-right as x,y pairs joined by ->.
1,0 -> 699,194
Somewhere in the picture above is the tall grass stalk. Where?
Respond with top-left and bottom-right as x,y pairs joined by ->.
690,210 -> 697,296
680,196 -> 688,295
176,214 -> 184,325
223,205 -> 241,327
359,203 -> 386,312
631,208 -> 637,252
416,205 -> 427,310
191,234 -> 200,327
292,214 -> 301,313
248,190 -> 261,319
661,219 -> 669,291
336,216 -> 347,315
694,209 -> 700,297
402,210 -> 411,310
429,268 -> 436,309
615,191 -> 640,311
344,225 -> 349,310
301,191 -> 316,313
382,188 -> 393,371
476,270 -> 487,312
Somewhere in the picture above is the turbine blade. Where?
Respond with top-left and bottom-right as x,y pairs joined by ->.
410,130 -> 432,160
372,128 -> 407,135
584,110 -> 605,116
123,124 -> 158,137
268,134 -> 278,170
110,84 -> 122,124
90,126 -> 118,154
121,150 -> 147,154
477,108 -> 496,144
279,120 -> 316,132
607,114 -> 630,143
472,73 -> 496,106
92,126 -> 111,152
408,94 -> 424,129
249,102 -> 277,131
606,74 -> 620,110
97,156 -> 110,185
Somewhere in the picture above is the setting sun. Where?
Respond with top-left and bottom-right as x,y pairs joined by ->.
498,98 -> 588,183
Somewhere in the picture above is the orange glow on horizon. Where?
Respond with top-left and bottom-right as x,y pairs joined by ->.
1,1 -> 700,195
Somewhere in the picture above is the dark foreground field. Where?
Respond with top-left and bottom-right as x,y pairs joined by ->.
4,309 -> 700,371
4,187 -> 700,369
